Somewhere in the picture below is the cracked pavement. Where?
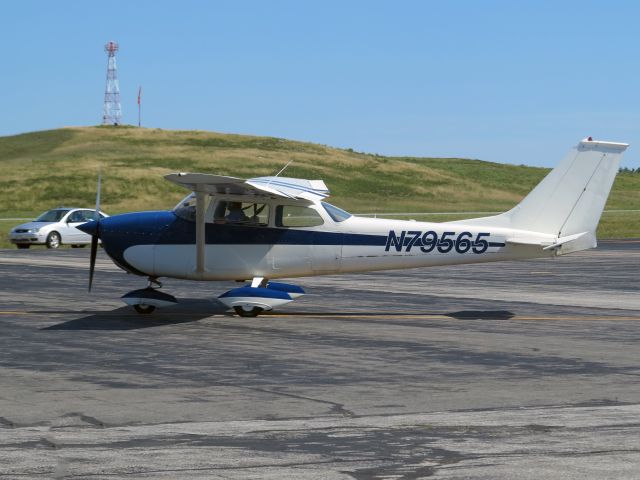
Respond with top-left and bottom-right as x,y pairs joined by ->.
0,241 -> 639,478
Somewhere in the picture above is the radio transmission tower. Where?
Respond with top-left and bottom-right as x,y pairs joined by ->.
102,41 -> 122,125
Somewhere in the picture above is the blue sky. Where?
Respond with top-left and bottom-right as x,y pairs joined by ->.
2,1 -> 639,167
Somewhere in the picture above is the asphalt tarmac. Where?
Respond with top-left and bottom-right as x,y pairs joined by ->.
0,241 -> 639,479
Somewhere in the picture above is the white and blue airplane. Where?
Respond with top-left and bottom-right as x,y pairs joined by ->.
79,138 -> 627,316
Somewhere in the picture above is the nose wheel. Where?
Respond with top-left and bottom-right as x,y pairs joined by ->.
133,278 -> 161,313
121,278 -> 177,314
133,304 -> 156,314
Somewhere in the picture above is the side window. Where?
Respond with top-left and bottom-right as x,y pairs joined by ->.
276,205 -> 324,227
214,201 -> 269,226
82,211 -> 95,221
68,211 -> 83,223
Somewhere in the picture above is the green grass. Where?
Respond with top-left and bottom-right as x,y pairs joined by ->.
0,125 -> 638,250
596,211 -> 640,238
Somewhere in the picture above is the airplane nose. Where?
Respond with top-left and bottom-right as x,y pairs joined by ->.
77,220 -> 99,236
84,211 -> 176,277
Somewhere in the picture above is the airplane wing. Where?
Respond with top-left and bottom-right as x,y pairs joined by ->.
246,176 -> 329,201
164,173 -> 329,201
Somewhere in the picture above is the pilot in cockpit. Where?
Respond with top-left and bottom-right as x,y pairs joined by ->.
225,202 -> 250,223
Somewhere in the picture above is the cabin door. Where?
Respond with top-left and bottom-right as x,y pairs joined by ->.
311,232 -> 341,273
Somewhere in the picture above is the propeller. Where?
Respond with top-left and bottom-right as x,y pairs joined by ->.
88,172 -> 102,292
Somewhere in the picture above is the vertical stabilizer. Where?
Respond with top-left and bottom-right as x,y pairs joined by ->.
457,139 -> 628,237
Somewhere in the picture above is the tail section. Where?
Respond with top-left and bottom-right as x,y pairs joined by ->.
458,138 -> 628,239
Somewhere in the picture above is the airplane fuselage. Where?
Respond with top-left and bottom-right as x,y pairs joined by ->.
96,208 -> 555,281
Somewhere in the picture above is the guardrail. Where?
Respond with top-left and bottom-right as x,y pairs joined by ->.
355,209 -> 640,218
2,210 -> 640,222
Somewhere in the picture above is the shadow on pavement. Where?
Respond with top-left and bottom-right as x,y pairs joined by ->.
262,310 -> 516,321
42,306 -> 516,331
447,310 -> 514,320
42,299 -> 230,331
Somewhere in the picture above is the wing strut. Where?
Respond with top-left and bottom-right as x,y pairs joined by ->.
195,190 -> 206,276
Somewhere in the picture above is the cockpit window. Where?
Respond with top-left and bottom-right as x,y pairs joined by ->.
214,201 -> 269,226
276,205 -> 324,227
173,193 -> 197,222
322,202 -> 352,222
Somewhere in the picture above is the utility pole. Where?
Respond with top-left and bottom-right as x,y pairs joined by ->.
137,86 -> 142,127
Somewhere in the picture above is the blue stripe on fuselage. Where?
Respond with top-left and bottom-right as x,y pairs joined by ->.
158,217 -> 385,246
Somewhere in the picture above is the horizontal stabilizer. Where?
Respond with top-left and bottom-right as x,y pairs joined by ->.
506,237 -> 548,247
505,231 -> 596,255
542,231 -> 592,251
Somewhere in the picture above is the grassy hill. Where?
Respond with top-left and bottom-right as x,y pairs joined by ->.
1,126 -> 638,246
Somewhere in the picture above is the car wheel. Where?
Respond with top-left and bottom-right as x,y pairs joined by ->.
16,244 -> 30,249
46,232 -> 61,249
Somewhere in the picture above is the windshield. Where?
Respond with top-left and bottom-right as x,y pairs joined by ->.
35,209 -> 70,222
173,193 -> 197,222
322,202 -> 352,222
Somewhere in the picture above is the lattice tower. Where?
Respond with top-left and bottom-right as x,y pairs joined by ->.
102,41 -> 122,125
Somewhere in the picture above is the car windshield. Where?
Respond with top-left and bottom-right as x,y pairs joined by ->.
321,202 -> 352,222
35,209 -> 70,222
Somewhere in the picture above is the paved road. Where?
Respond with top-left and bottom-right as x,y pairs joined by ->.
0,242 -> 639,479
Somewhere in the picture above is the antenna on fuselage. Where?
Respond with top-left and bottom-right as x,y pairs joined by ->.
265,160 -> 294,188
267,160 -> 293,186
273,160 -> 293,178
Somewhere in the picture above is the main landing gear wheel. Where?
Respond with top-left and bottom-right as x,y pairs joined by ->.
234,306 -> 264,317
46,231 -> 61,249
134,304 -> 156,314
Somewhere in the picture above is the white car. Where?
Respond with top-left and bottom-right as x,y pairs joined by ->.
9,208 -> 109,249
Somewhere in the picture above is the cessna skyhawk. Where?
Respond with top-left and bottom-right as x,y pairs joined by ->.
79,138 -> 628,316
